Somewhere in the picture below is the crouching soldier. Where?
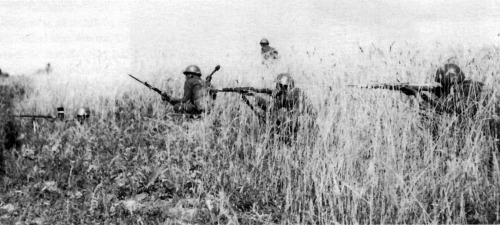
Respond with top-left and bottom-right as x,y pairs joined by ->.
162,65 -> 214,115
400,63 -> 500,176
253,73 -> 314,144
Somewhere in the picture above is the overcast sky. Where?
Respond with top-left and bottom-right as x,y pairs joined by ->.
1,0 -> 499,75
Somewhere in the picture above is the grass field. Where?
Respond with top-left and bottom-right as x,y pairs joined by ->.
1,43 -> 500,224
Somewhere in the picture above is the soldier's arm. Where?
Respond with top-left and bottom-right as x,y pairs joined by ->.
253,87 -> 274,95
420,93 -> 457,114
169,80 -> 193,105
254,96 -> 269,112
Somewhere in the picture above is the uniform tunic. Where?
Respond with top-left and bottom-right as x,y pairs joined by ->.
261,46 -> 279,62
168,76 -> 211,114
256,87 -> 313,144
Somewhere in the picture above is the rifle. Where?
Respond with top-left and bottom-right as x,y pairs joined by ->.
347,83 -> 439,92
16,115 -> 55,119
15,107 -> 65,121
216,87 -> 274,95
128,74 -> 170,102
215,87 -> 273,122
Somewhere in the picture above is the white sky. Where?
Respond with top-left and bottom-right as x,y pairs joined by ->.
1,0 -> 499,75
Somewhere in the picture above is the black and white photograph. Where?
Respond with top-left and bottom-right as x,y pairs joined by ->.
1,0 -> 500,224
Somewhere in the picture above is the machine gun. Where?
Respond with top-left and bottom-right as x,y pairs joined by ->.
347,83 -> 440,92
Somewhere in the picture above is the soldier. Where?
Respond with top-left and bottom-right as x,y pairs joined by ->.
252,73 -> 314,144
161,65 -> 213,115
260,38 -> 279,64
76,107 -> 90,125
400,64 -> 484,117
400,63 -> 498,175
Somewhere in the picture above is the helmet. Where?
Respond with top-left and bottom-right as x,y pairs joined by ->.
435,64 -> 465,87
183,65 -> 201,76
276,73 -> 295,88
57,107 -> 65,120
276,73 -> 295,90
260,38 -> 269,45
77,107 -> 90,117
76,107 -> 90,124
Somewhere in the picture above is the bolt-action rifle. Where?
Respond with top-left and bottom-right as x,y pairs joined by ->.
16,115 -> 55,119
215,87 -> 275,122
15,107 -> 65,121
347,83 -> 439,92
216,87 -> 274,96
128,74 -> 171,102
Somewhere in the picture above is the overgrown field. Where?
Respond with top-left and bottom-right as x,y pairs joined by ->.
1,44 -> 500,224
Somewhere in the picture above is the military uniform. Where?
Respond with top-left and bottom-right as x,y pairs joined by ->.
261,46 -> 279,61
260,38 -> 279,64
163,65 -> 212,115
254,73 -> 313,144
401,64 -> 497,174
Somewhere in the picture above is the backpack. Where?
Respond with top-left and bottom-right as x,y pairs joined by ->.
193,80 -> 215,112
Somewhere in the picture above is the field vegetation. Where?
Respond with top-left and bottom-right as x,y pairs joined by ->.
1,43 -> 500,224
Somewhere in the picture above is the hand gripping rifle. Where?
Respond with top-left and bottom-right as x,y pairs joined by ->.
215,87 -> 274,122
128,74 -> 171,103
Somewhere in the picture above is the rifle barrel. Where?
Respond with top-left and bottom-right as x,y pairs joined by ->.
16,115 -> 54,119
348,83 -> 438,92
128,74 -> 144,84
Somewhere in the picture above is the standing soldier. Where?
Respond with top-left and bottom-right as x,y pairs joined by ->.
400,63 -> 498,175
260,38 -> 279,64
161,65 -> 213,115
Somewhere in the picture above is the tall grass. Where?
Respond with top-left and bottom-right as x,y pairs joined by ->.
1,43 -> 500,224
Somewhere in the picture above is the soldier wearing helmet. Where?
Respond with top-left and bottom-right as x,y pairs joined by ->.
400,63 -> 483,116
252,73 -> 314,144
401,63 -> 500,175
162,65 -> 212,114
76,107 -> 90,125
260,38 -> 279,64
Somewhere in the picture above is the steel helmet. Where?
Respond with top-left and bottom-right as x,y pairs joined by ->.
260,38 -> 269,45
435,64 -> 465,86
276,73 -> 295,88
183,65 -> 201,76
77,107 -> 90,117
57,107 -> 65,120
76,107 -> 90,124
